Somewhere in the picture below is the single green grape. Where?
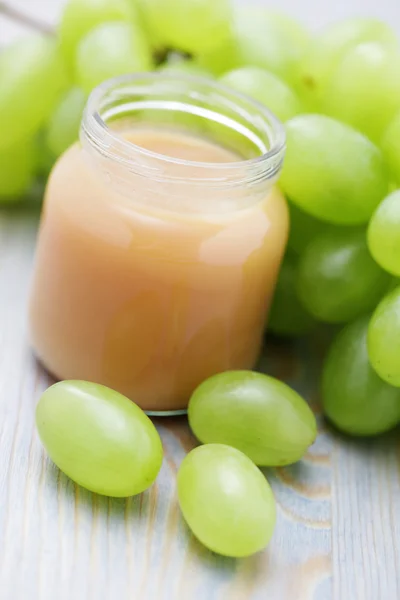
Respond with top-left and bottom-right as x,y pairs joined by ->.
141,0 -> 232,54
368,191 -> 400,277
59,0 -> 134,69
46,87 -> 87,158
322,316 -> 400,436
296,228 -> 390,323
322,42 -> 400,144
231,7 -> 305,84
298,17 -> 397,110
76,22 -> 153,93
0,139 -> 35,201
188,371 -> 317,466
177,444 -> 276,557
381,110 -> 400,185
368,287 -> 400,387
220,67 -> 302,123
280,115 -> 389,224
36,380 -> 163,497
287,201 -> 337,255
269,252 -> 317,337
0,35 -> 68,150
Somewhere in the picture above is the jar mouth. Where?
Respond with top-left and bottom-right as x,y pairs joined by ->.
81,72 -> 286,186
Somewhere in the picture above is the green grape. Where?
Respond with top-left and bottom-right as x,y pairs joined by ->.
0,35 -> 68,151
287,202 -> 337,254
261,10 -> 311,52
196,10 -> 309,79
220,67 -> 302,123
196,37 -> 240,76
188,371 -> 317,466
269,252 -> 317,337
46,88 -> 87,157
298,18 -> 397,110
141,0 -> 232,54
177,444 -> 276,557
59,0 -> 134,69
280,115 -> 389,224
381,111 -> 400,184
76,22 -> 153,93
0,139 -> 35,201
387,277 -> 400,293
135,0 -> 164,49
231,7 -> 306,84
322,317 -> 400,436
322,42 -> 400,143
35,130 -> 56,178
296,228 -> 391,323
368,191 -> 400,277
36,380 -> 163,497
368,287 -> 400,387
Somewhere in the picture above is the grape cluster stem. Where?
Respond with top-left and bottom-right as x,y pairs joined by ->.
0,1 -> 55,36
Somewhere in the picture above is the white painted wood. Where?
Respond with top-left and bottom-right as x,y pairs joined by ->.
0,2 -> 399,598
0,215 -> 399,600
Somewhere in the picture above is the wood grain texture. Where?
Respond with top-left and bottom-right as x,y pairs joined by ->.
0,213 -> 399,600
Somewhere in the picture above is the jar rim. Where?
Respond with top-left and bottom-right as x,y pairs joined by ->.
81,72 -> 286,185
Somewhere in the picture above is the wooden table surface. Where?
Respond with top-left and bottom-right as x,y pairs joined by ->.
1,3 -> 400,599
1,211 -> 399,600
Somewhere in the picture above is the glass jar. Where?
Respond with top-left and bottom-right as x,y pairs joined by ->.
29,73 -> 287,414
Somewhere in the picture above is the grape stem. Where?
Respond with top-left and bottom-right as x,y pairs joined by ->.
0,2 -> 55,36
153,47 -> 192,66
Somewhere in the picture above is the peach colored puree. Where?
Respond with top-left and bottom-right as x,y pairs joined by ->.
29,128 -> 288,411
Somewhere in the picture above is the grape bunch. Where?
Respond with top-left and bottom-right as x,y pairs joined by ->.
3,0 -> 400,557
